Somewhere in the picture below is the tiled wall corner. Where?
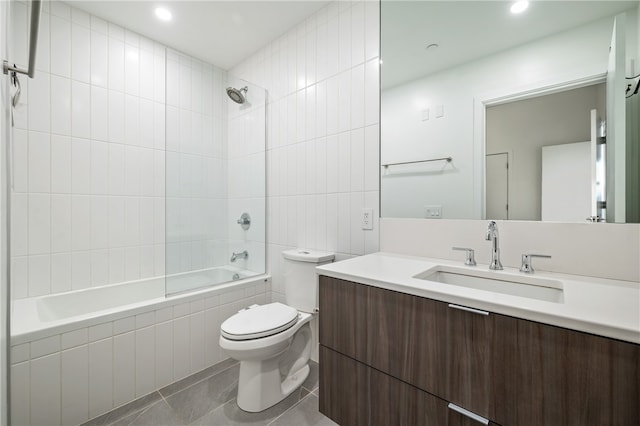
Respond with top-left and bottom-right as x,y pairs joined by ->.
231,1 -> 382,301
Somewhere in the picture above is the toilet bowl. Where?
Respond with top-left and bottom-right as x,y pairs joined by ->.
219,249 -> 334,413
219,303 -> 313,412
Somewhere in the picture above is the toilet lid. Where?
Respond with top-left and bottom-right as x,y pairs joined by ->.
220,302 -> 299,341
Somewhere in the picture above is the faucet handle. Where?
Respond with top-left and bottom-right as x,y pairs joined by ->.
452,247 -> 476,266
520,254 -> 551,273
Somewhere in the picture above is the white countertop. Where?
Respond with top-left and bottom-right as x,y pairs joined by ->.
316,252 -> 640,344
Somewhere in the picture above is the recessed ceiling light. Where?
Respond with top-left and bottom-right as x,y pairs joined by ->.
425,43 -> 439,51
155,7 -> 172,22
510,1 -> 529,14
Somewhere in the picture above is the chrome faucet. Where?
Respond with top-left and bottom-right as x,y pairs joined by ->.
485,221 -> 503,270
230,250 -> 248,262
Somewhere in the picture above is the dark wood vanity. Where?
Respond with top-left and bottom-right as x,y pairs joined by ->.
318,275 -> 640,426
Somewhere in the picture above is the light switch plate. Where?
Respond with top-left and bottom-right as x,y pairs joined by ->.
425,205 -> 442,218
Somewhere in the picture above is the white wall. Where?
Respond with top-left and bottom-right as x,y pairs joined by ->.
381,14 -> 635,219
231,1 -> 381,302
10,1 -> 167,299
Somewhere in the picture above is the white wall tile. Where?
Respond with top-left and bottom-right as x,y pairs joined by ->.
71,81 -> 90,138
91,140 -> 109,194
11,343 -> 30,364
71,138 -> 91,194
51,194 -> 72,252
338,7 -> 352,72
108,90 -> 125,143
28,131 -> 51,193
12,129 -> 28,193
91,250 -> 109,286
50,135 -> 72,193
351,2 -> 365,67
91,86 -> 108,141
135,326 -> 156,396
190,311 -> 205,372
51,15 -> 71,78
113,332 -> 135,406
71,195 -> 91,250
61,345 -> 89,425
28,254 -> 51,296
61,328 -> 88,350
11,257 -> 28,300
51,252 -> 72,294
365,0 -> 380,61
51,75 -> 71,136
31,335 -> 61,359
351,64 -> 365,129
173,316 -> 190,380
155,321 -> 174,388
10,362 -> 30,426
71,251 -> 91,290
31,353 -> 61,426
28,74 -> 50,133
28,194 -> 51,254
125,44 -> 140,96
108,38 -> 125,91
89,338 -> 113,418
91,31 -> 108,87
364,58 -> 380,126
35,12 -> 50,73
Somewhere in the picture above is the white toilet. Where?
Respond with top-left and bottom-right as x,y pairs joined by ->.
219,249 -> 334,412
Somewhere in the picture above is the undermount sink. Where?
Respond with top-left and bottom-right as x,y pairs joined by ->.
414,266 -> 564,303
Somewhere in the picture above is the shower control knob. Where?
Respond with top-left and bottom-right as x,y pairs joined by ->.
237,213 -> 251,230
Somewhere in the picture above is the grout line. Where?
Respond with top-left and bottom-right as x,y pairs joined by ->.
266,390 -> 314,426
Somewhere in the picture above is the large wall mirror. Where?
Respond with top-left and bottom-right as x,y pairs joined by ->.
380,1 -> 640,223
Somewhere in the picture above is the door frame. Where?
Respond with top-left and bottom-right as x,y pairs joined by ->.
473,71 -> 607,219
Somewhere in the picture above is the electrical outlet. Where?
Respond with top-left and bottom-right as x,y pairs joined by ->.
361,208 -> 374,230
424,205 -> 442,219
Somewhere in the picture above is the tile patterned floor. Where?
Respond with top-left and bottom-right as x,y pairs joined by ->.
81,359 -> 337,426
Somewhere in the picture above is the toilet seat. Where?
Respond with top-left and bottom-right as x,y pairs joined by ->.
220,302 -> 299,341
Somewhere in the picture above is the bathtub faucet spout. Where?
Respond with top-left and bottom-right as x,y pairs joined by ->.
230,250 -> 248,262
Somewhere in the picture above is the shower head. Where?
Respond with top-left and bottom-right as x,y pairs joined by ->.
226,86 -> 248,104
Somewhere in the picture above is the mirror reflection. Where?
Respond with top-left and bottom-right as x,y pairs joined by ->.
380,1 -> 640,223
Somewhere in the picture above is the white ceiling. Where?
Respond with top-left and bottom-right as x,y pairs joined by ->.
69,0 -> 328,70
382,1 -> 639,89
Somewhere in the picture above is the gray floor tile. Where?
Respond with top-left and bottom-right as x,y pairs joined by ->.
189,387 -> 308,426
269,394 -> 337,426
164,364 -> 240,424
81,392 -> 163,426
159,358 -> 238,398
119,400 -> 184,426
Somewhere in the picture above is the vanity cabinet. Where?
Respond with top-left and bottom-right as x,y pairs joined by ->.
318,275 -> 640,426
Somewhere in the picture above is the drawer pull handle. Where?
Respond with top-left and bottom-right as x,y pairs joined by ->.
447,403 -> 489,425
447,304 -> 489,316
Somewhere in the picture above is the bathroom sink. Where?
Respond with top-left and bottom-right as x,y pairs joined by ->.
414,266 -> 564,303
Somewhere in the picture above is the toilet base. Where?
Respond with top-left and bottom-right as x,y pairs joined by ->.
236,359 -> 310,413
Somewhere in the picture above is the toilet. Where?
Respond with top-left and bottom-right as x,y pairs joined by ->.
219,249 -> 334,412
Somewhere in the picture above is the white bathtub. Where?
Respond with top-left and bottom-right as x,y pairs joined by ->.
11,266 -> 263,344
10,266 -> 271,425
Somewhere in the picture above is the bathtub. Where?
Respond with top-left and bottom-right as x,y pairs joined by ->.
12,265 -> 265,344
10,266 -> 271,425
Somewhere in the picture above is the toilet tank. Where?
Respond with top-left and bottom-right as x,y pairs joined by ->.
282,249 -> 335,313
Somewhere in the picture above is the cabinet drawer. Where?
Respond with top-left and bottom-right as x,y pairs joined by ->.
321,346 -> 501,426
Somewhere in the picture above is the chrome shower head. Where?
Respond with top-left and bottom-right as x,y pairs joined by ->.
226,86 -> 248,104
